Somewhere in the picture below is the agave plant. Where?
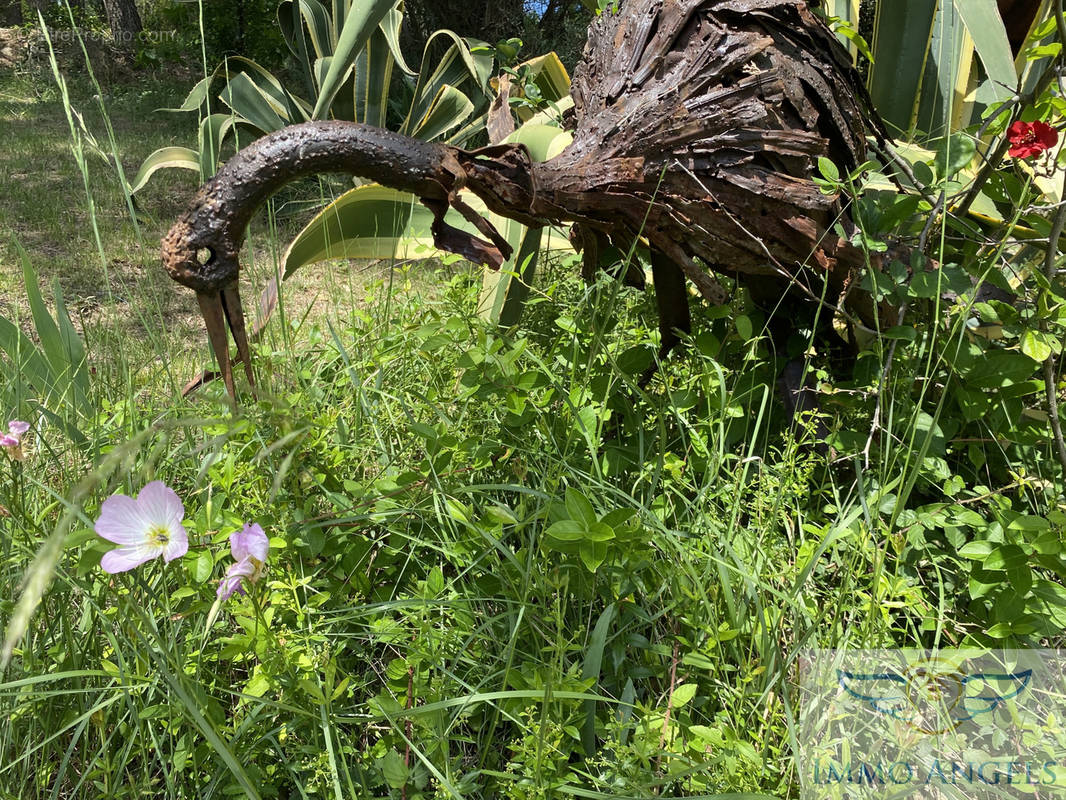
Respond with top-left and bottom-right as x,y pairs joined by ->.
132,0 -> 498,189
0,245 -> 92,447
825,0 -> 1052,143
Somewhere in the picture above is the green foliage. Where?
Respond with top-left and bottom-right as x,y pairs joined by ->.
273,57 -> 571,328
133,0 -> 496,193
5,2 -> 1066,798
6,233 -> 1060,795
866,0 -> 1034,139
0,261 -> 859,796
808,4 -> 1066,637
0,245 -> 92,445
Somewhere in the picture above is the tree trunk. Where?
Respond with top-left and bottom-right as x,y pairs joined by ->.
1,1 -> 22,26
997,0 -> 1043,55
101,0 -> 141,48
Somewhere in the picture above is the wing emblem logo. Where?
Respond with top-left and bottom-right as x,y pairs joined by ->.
838,657 -> 1032,734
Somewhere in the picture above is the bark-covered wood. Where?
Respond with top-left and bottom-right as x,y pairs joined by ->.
1,1 -> 22,27
164,0 -> 901,399
101,0 -> 142,48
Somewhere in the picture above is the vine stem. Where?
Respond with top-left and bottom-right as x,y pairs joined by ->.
1041,199 -> 1066,474
656,636 -> 680,771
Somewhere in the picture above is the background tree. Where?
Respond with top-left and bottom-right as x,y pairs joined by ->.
100,0 -> 141,46
402,0 -> 593,67
1,1 -> 22,26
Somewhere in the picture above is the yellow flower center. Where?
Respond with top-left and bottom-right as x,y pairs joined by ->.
249,557 -> 265,582
148,524 -> 171,546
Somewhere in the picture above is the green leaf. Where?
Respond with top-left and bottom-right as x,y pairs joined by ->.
958,541 -> 993,559
219,72 -> 290,133
377,6 -> 415,76
0,315 -> 54,400
19,245 -> 86,417
982,544 -> 1026,571
282,185 -> 483,277
380,749 -> 408,789
1020,329 -> 1056,362
278,0 -> 333,61
479,223 -> 544,326
1009,515 -> 1050,532
868,0 -> 937,133
406,83 -> 475,142
129,146 -> 199,194
578,540 -> 608,572
402,29 -> 492,137
670,683 -> 698,707
546,520 -> 586,542
915,1 -> 968,136
504,123 -> 573,161
165,75 -> 213,112
192,550 -> 214,584
427,566 -> 445,595
1032,579 -> 1066,607
581,604 -> 616,755
520,52 -> 570,102
934,132 -> 977,178
962,350 -> 1039,388
352,21 -> 395,128
585,522 -> 616,543
883,325 -> 918,341
221,57 -> 310,123
244,671 -> 272,698
818,156 -> 840,182
312,0 -> 395,119
953,0 -> 1016,101
565,488 -> 597,526
197,114 -> 236,178
511,52 -> 572,123
985,622 -> 1013,638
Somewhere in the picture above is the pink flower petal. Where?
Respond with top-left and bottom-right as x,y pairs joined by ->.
137,481 -> 184,527
231,523 -> 269,563
95,493 -> 150,544
101,543 -> 162,573
217,557 -> 256,600
7,421 -> 29,436
0,435 -> 17,448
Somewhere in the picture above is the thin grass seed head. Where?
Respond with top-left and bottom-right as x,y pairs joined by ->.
94,481 -> 189,573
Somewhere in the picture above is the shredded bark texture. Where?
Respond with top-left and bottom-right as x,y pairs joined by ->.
164,0 -> 901,397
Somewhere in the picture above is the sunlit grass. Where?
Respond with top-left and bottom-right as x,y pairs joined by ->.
0,7 -> 1063,799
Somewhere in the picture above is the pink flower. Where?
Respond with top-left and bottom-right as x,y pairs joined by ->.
1007,120 -> 1058,159
217,523 -> 269,601
1,420 -> 31,461
94,482 -> 189,573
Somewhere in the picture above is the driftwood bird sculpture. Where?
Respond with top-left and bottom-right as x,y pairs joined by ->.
163,0 -> 893,405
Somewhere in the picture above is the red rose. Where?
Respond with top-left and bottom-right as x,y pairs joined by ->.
1007,120 -> 1059,159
